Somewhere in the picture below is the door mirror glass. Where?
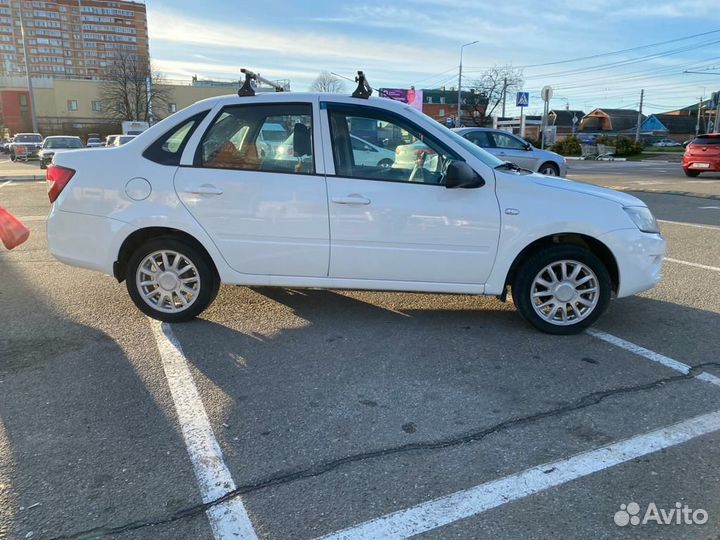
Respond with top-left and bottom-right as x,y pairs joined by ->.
444,161 -> 484,189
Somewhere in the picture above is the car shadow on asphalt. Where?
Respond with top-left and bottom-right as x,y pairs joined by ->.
0,261 -> 207,539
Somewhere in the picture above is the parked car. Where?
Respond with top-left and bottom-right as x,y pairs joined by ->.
39,136 -> 84,169
453,127 -> 567,176
114,135 -> 136,146
45,91 -> 665,334
652,138 -> 682,148
1,138 -> 12,154
277,133 -> 395,168
86,137 -> 104,148
9,133 -> 43,162
682,133 -> 720,177
104,135 -> 120,147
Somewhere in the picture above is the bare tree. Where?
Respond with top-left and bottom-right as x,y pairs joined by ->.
467,65 -> 524,126
99,53 -> 172,123
310,71 -> 346,93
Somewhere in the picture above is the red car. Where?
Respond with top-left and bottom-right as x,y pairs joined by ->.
683,133 -> 720,177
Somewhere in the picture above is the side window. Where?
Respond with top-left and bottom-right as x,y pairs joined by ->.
198,103 -> 314,174
464,131 -> 493,148
492,132 -> 527,150
142,110 -> 209,165
328,106 -> 459,185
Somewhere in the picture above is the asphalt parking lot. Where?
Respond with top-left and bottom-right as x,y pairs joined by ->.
1,158 -> 720,539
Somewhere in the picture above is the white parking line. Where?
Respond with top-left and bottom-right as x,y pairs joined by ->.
149,319 -> 258,540
587,329 -> 720,387
0,180 -> 12,188
318,410 -> 720,540
664,257 -> 720,273
658,219 -> 720,231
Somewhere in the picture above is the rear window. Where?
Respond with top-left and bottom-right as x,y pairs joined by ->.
142,110 -> 209,165
691,136 -> 720,145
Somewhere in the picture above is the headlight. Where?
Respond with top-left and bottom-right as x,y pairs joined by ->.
624,206 -> 659,233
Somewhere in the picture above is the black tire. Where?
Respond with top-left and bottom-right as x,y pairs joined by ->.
683,169 -> 700,177
378,158 -> 394,168
40,162 -> 47,170
125,236 -> 219,322
10,153 -> 15,162
512,245 -> 611,335
538,161 -> 560,176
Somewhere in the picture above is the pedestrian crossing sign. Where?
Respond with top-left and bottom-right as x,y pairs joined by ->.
516,92 -> 529,107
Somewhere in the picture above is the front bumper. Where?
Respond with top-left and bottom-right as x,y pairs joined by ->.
599,228 -> 666,297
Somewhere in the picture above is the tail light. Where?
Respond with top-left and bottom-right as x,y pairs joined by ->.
46,164 -> 76,203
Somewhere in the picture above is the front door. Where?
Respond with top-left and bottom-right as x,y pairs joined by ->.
489,130 -> 539,170
324,103 -> 500,285
174,101 -> 329,277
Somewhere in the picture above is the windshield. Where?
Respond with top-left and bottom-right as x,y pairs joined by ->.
402,107 -> 504,168
44,138 -> 83,149
15,134 -> 42,143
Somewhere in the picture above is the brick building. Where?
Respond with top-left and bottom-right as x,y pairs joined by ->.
0,0 -> 149,80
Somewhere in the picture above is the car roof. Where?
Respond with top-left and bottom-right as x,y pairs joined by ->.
46,135 -> 81,139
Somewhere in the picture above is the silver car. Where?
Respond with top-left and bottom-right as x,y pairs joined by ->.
453,127 -> 567,176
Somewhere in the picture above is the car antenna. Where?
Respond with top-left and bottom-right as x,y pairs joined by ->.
351,70 -> 372,99
238,68 -> 286,97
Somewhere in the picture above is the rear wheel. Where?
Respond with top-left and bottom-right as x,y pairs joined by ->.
378,158 -> 394,168
512,245 -> 611,335
126,237 -> 219,322
538,162 -> 560,176
683,169 -> 700,177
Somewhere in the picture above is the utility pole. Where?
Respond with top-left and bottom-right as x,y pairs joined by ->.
635,89 -> 644,142
457,41 -> 478,128
501,77 -> 507,118
696,95 -> 703,135
16,1 -> 39,133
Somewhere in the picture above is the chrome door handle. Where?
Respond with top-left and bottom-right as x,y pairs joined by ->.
185,184 -> 223,195
331,195 -> 371,205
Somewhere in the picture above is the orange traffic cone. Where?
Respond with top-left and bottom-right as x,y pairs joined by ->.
0,208 -> 30,250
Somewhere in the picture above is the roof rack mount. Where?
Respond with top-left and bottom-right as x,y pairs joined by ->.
351,71 -> 372,99
238,68 -> 285,97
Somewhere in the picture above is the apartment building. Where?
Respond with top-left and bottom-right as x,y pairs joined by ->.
0,0 -> 148,80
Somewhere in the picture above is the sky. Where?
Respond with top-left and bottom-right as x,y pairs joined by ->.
146,0 -> 720,117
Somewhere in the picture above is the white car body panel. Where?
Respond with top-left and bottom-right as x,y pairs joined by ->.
46,92 -> 664,307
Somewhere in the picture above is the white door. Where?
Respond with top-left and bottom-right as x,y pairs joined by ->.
174,102 -> 329,277
324,103 -> 500,284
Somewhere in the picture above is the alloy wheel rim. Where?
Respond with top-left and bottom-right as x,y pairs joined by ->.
541,165 -> 558,176
530,260 -> 599,326
136,250 -> 200,313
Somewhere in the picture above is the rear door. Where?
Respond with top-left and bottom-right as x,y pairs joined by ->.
174,100 -> 329,277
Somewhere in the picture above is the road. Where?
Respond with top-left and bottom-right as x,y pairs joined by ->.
1,160 -> 720,539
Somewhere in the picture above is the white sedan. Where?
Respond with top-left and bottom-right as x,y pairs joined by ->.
45,90 -> 665,334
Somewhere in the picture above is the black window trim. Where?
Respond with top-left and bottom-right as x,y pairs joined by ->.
191,101 -> 317,176
323,102 -> 463,186
142,109 -> 210,166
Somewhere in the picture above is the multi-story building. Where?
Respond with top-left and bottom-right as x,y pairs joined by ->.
0,0 -> 149,80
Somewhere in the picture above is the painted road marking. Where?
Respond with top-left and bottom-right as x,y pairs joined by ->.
14,215 -> 47,222
587,329 -> 720,387
149,319 -> 258,540
0,180 -> 12,188
665,257 -> 720,274
317,410 -> 720,540
658,219 -> 720,231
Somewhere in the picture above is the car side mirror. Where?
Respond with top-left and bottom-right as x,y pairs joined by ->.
524,142 -> 532,151
445,161 -> 485,189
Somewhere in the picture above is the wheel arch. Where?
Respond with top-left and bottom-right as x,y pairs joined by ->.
505,232 -> 619,294
114,226 -> 219,283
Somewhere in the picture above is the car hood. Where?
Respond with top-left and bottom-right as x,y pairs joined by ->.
531,174 -> 644,207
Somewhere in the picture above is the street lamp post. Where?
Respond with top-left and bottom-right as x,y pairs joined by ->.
457,41 -> 478,128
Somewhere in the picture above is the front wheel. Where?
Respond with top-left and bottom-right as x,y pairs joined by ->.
377,158 -> 394,168
538,162 -> 560,176
512,246 -> 611,335
126,237 -> 219,322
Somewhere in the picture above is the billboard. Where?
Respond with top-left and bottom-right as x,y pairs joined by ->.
379,88 -> 424,111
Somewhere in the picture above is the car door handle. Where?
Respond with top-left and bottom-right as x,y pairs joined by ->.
331,195 -> 371,205
185,184 -> 223,195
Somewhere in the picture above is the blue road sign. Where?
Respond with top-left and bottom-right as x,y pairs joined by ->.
516,92 -> 529,107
